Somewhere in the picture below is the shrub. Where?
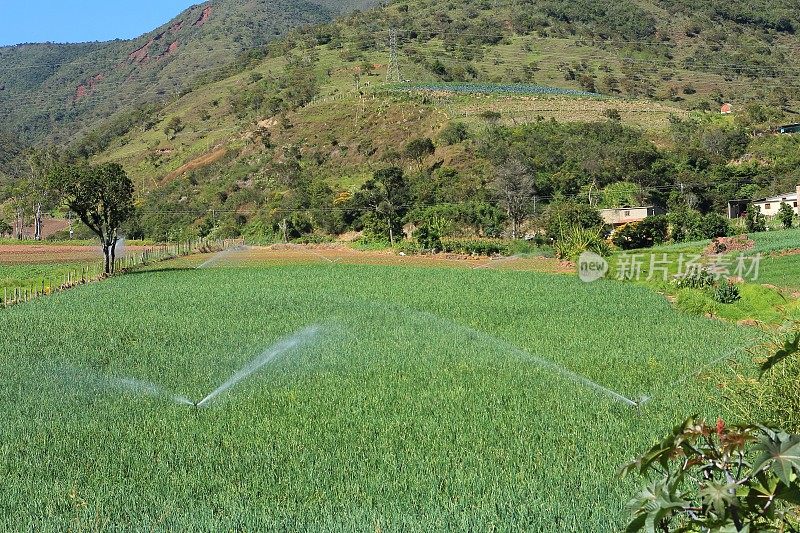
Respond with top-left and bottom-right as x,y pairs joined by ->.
553,226 -> 611,261
612,215 -> 668,250
413,223 -> 443,252
440,238 -> 509,256
438,122 -> 470,145
723,329 -> 800,433
746,204 -> 767,233
713,279 -> 741,304
543,200 -> 604,241
672,268 -> 715,289
622,417 -> 800,532
603,108 -> 621,121
778,202 -> 795,229
697,212 -> 731,239
668,207 -> 702,242
404,138 -> 435,165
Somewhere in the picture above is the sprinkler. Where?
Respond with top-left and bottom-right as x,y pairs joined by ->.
632,396 -> 651,411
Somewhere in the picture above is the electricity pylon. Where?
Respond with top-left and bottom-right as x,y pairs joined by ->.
386,28 -> 401,83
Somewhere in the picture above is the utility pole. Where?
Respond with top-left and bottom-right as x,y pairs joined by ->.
386,28 -> 401,84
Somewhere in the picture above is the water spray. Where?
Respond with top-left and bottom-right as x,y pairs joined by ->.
64,324 -> 323,410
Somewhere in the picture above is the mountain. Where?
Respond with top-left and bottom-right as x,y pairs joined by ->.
0,0 -> 381,144
3,0 -> 800,241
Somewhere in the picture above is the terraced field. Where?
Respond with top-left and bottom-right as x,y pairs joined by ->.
0,260 -> 754,530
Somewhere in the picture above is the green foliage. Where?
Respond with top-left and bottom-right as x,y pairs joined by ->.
696,212 -> 731,240
413,221 -> 443,252
438,122 -> 470,146
672,269 -> 716,289
612,216 -> 668,250
163,116 -> 184,139
439,238 -> 509,256
404,138 -> 436,165
746,204 -> 768,233
713,278 -> 741,304
600,181 -> 639,208
49,162 -> 135,274
760,331 -> 800,377
622,417 -> 800,532
778,202 -> 796,230
668,207 -> 730,242
721,327 -> 800,435
554,225 -> 611,260
543,200 -> 604,241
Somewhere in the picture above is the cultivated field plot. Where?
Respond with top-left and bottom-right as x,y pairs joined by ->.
0,244 -> 105,265
0,262 -> 753,530
183,245 -> 574,274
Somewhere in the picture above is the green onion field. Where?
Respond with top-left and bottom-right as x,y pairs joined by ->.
0,263 -> 754,530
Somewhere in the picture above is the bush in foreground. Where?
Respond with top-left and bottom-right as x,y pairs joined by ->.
622,417 -> 800,532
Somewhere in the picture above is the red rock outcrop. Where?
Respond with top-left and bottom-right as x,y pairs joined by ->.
194,6 -> 212,27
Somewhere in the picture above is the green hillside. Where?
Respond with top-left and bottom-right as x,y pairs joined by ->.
3,0 -> 800,242
0,0 -> 380,144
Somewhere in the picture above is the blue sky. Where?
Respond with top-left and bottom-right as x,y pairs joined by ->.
0,1 -> 197,46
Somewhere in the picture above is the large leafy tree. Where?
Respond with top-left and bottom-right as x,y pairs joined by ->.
355,167 -> 410,245
51,162 -> 135,274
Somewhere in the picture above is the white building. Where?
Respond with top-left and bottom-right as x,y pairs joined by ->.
599,206 -> 663,226
752,185 -> 800,217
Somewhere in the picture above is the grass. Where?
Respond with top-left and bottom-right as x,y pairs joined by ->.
759,254 -> 800,290
0,262 -> 754,530
675,284 -> 800,323
0,263 -> 99,292
748,228 -> 800,255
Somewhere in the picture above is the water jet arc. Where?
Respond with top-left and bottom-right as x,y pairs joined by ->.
195,325 -> 322,408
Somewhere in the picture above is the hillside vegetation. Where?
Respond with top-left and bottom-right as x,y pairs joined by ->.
3,0 -> 800,244
0,0 -> 380,144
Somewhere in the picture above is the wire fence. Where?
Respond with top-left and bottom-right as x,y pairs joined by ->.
0,238 -> 237,309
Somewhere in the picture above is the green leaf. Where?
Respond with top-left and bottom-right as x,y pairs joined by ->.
700,481 -> 739,515
776,482 -> 800,506
760,332 -> 800,375
753,432 -> 800,486
625,513 -> 648,533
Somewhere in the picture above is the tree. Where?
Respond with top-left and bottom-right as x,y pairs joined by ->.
491,159 -> 536,239
697,213 -> 730,239
439,122 -> 470,145
51,163 -> 135,275
404,138 -> 435,167
355,167 -> 410,246
746,204 -> 767,233
778,202 -> 795,229
164,116 -> 184,138
612,216 -> 669,250
542,200 -> 604,241
600,181 -> 639,208
0,219 -> 11,237
603,108 -> 622,121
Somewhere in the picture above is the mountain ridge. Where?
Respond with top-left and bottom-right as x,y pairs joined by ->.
0,0 -> 381,144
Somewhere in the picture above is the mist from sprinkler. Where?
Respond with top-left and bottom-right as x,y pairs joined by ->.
73,325 -> 323,409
